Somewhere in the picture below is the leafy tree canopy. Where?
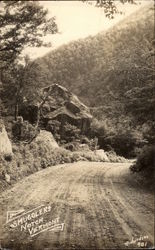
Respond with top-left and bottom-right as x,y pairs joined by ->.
0,0 -> 58,68
83,0 -> 136,18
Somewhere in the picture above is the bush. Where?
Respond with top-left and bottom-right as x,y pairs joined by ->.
61,123 -> 81,143
106,150 -> 128,163
0,137 -> 128,189
64,141 -> 90,152
72,150 -> 106,162
90,118 -> 107,138
64,142 -> 79,151
130,145 -> 155,179
100,130 -> 145,158
0,141 -> 73,187
46,120 -> 61,142
12,120 -> 38,142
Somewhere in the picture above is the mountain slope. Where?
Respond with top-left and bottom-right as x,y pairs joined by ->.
24,4 -> 154,117
20,4 -> 154,156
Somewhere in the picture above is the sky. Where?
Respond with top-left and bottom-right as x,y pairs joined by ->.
24,0 -> 149,60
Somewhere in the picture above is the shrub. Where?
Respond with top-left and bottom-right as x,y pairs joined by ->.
130,145 -> 155,179
64,142 -> 79,151
100,130 -> 145,158
0,141 -> 74,186
72,150 -> 103,162
61,123 -> 81,143
12,120 -> 38,142
64,141 -> 90,152
80,136 -> 90,144
106,150 -> 128,163
0,136 -> 128,189
90,118 -> 107,138
46,120 -> 61,142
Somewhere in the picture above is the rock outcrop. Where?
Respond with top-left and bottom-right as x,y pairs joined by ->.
0,120 -> 12,156
95,149 -> 109,162
20,84 -> 93,134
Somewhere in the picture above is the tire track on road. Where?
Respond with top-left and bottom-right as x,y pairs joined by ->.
108,179 -> 154,244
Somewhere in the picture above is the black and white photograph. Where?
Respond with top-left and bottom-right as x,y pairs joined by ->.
0,0 -> 154,249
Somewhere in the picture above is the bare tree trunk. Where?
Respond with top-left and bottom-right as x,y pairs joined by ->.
0,69 -> 4,83
35,105 -> 40,128
35,86 -> 52,128
15,102 -> 19,121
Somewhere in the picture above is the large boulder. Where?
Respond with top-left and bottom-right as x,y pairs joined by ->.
0,120 -> 12,157
19,83 -> 93,134
95,149 -> 109,162
34,130 -> 59,149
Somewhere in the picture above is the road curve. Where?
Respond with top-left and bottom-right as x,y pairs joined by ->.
0,162 -> 154,249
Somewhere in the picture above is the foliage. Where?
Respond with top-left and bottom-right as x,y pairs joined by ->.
61,123 -> 81,143
0,1 -> 58,122
89,116 -> 147,157
106,150 -> 128,163
101,129 -> 146,158
0,137 -> 127,188
130,145 -> 155,182
72,149 -> 128,163
1,3 -> 154,159
12,119 -> 38,142
23,4 -> 154,106
46,120 -> 61,142
46,121 -> 82,144
72,150 -> 102,162
90,118 -> 107,138
0,141 -> 73,187
124,81 -> 155,125
64,141 -> 90,152
29,4 -> 153,158
83,0 -> 136,19
0,1 -> 58,68
22,4 -> 154,137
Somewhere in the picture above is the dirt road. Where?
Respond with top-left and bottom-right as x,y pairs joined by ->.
0,162 -> 154,249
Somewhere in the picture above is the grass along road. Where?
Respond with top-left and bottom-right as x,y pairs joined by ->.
0,162 -> 154,249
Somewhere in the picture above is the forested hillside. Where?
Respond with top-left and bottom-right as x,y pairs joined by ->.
20,4 -> 154,157
24,6 -> 153,104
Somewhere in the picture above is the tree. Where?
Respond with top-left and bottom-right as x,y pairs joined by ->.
1,57 -> 53,122
0,1 -> 58,70
124,38 -> 155,123
0,1 -> 58,120
1,56 -> 32,120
